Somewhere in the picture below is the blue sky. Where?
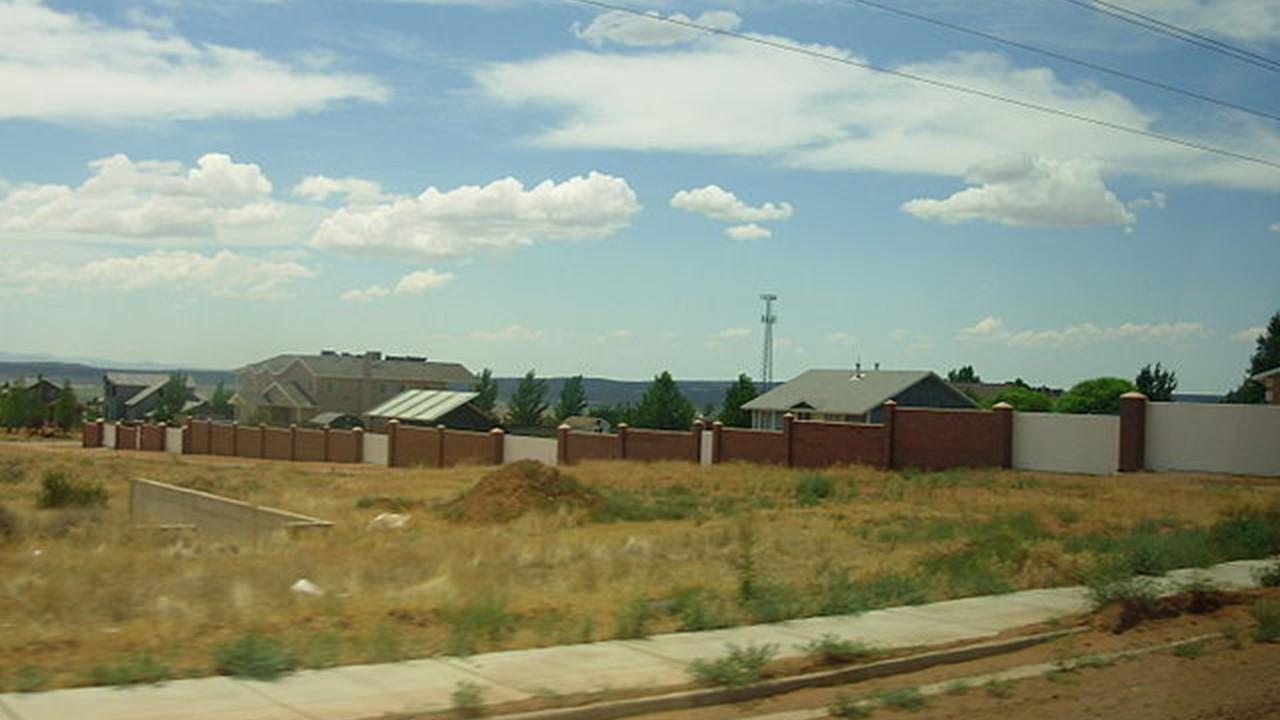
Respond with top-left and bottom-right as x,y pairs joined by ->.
0,0 -> 1276,392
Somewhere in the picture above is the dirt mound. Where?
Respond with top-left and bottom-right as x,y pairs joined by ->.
440,460 -> 603,523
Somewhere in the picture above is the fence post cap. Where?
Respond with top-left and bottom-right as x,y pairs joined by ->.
353,426 -> 364,433
712,420 -> 724,428
1120,391 -> 1148,400
617,422 -> 629,429
388,418 -> 400,425
782,412 -> 795,419
992,401 -> 1013,410
557,422 -> 571,431
881,399 -> 897,407
290,423 -> 298,429
489,427 -> 505,435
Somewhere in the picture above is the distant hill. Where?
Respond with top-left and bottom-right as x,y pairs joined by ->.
492,377 -> 747,412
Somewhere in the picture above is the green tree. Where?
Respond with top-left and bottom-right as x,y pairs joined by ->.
1225,311 -> 1280,403
1,378 -> 32,429
473,368 -> 498,413
947,365 -> 981,384
152,374 -> 193,424
719,373 -> 758,427
990,386 -> 1053,412
208,381 -> 234,419
1134,362 -> 1178,401
553,375 -> 588,421
53,381 -> 78,431
506,370 -> 548,426
1054,377 -> 1136,415
591,403 -> 633,428
631,371 -> 694,430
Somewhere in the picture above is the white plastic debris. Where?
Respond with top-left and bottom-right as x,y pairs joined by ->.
31,549 -> 43,558
290,578 -> 325,596
367,512 -> 412,531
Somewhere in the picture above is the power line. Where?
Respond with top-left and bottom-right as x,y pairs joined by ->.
1057,0 -> 1280,73
564,0 -> 1280,171
831,0 -> 1280,124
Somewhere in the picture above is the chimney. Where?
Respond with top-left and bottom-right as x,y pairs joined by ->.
874,362 -> 880,371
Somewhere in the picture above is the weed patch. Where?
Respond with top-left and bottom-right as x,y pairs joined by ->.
450,681 -> 487,718
613,597 -> 653,639
89,653 -> 169,686
0,503 -> 18,540
13,666 -> 50,693
213,633 -> 297,680
829,693 -> 872,718
36,470 -> 106,509
444,596 -> 516,656
1253,561 -> 1280,588
985,678 -> 1016,698
1253,599 -> 1280,643
0,457 -> 26,484
877,686 -> 930,711
687,643 -> 777,688
668,587 -> 732,631
803,634 -> 875,665
794,474 -> 835,506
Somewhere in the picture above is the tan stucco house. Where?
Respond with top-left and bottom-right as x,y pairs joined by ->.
235,350 -> 475,426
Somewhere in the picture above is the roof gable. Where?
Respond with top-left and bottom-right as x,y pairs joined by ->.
366,389 -> 481,422
742,369 -> 936,415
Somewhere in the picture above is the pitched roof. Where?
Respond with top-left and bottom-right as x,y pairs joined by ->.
365,389 -> 480,423
742,369 -> 944,415
262,380 -> 316,408
105,372 -> 169,387
1253,366 -> 1280,382
123,376 -> 196,407
240,352 -> 475,384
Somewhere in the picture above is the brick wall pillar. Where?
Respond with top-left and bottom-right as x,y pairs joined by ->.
691,420 -> 704,462
617,422 -> 630,460
436,424 -> 446,468
782,413 -> 795,467
490,428 -> 505,465
353,427 -> 364,463
114,422 -> 124,450
557,423 -> 571,465
258,423 -> 267,458
881,400 -> 897,470
321,427 -> 329,462
992,401 -> 1014,469
387,420 -> 400,468
205,420 -> 213,455
289,424 -> 298,461
711,421 -> 724,464
1118,391 -> 1147,472
182,419 -> 192,454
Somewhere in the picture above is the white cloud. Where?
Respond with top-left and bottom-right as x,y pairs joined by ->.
959,317 -> 1206,349
1231,326 -> 1265,342
1127,191 -> 1167,210
469,324 -> 542,342
1117,0 -> 1280,43
474,36 -> 1280,191
824,331 -> 858,346
671,185 -> 793,222
891,328 -> 909,342
0,0 -> 387,122
293,175 -> 391,205
573,10 -> 741,47
0,152 -> 290,240
606,329 -> 634,338
0,249 -> 314,299
902,156 -> 1135,226
339,269 -> 454,302
725,223 -> 772,240
310,172 -> 640,261
718,327 -> 751,339
1270,222 -> 1280,232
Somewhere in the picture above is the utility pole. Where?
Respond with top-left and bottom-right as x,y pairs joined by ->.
760,293 -> 778,387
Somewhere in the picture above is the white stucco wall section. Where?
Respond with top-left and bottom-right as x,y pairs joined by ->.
504,435 -> 557,465
363,433 -> 389,466
1146,403 -> 1280,476
165,427 -> 184,454
102,423 -> 116,449
1012,412 -> 1118,475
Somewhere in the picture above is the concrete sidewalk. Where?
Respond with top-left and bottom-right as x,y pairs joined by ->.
1,559 -> 1270,720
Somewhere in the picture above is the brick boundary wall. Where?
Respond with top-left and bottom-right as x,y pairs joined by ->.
234,425 -> 263,459
891,405 -> 1013,471
116,423 -> 139,451
138,424 -> 166,452
82,421 -> 103,448
714,424 -> 787,464
263,426 -> 293,461
792,420 -> 890,469
294,428 -> 326,462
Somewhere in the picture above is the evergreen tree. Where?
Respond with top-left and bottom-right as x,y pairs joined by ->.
473,368 -> 498,413
53,381 -> 78,431
947,365 -> 981,384
553,375 -> 588,421
631,371 -> 694,430
208,381 -> 234,419
506,370 -> 548,426
1054,377 -> 1136,415
1,378 -> 31,429
590,403 -> 633,428
152,374 -> 193,424
1134,362 -> 1178,401
1225,311 -> 1280,403
719,373 -> 759,427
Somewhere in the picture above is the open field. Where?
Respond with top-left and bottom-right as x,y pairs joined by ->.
1,440 -> 1278,691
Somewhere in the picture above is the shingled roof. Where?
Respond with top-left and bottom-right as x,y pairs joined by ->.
743,369 -> 971,416
240,352 -> 475,384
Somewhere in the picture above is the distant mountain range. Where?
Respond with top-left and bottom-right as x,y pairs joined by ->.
0,358 -> 738,408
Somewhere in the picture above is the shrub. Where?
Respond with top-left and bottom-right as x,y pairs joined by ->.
804,634 -> 875,665
1171,639 -> 1207,658
687,643 -> 778,688
590,486 -> 704,523
1253,561 -> 1280,588
744,582 -> 808,623
0,503 -> 18,540
89,653 -> 170,686
303,631 -> 342,669
985,678 -> 1015,698
1253,599 -> 1280,643
0,457 -> 26,484
213,633 -> 298,680
669,587 -> 731,632
613,597 -> 653,639
13,666 -> 50,693
1054,377 -> 1135,415
450,681 -> 487,718
877,687 -> 930,711
794,474 -> 835,506
36,470 -> 106,509
444,596 -> 515,656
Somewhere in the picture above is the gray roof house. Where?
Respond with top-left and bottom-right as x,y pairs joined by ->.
364,389 -> 493,432
103,373 -> 198,422
236,350 -> 475,426
742,368 -> 976,429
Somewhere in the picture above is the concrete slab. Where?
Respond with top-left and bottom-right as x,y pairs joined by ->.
624,623 -> 819,665
446,641 -> 686,695
782,607 -> 997,650
893,591 -> 1082,633
0,677 -> 300,720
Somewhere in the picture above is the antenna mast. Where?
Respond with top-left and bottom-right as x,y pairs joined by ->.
760,293 -> 778,386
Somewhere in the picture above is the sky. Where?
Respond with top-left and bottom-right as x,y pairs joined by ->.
0,0 -> 1277,392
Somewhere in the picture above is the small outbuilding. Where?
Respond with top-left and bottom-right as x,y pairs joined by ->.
364,389 -> 494,432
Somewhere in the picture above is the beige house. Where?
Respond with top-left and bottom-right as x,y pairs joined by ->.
235,350 -> 475,426
1254,366 -> 1280,405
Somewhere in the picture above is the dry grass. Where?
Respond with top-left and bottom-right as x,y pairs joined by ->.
1,440 -> 1277,690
